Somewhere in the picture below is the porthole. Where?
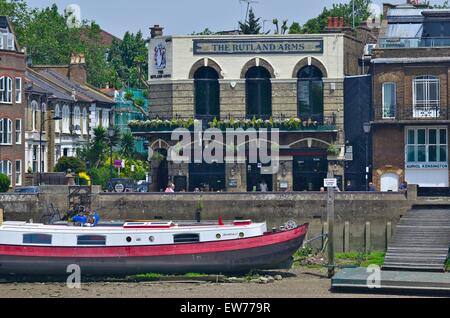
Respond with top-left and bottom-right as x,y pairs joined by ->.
239,232 -> 245,238
126,236 -> 132,243
216,234 -> 222,239
149,236 -> 155,242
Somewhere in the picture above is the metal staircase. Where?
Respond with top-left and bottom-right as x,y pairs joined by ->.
383,206 -> 450,272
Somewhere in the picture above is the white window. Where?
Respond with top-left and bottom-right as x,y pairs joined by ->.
0,118 -> 12,145
62,105 -> 70,133
55,104 -> 61,133
406,127 -> 448,163
15,160 -> 22,186
0,76 -> 12,103
95,109 -> 100,127
30,100 -> 38,131
413,76 -> 440,118
15,119 -> 21,145
15,77 -> 21,103
73,106 -> 81,134
102,110 -> 109,128
0,160 -> 12,181
382,82 -> 396,119
7,34 -> 14,51
82,108 -> 88,135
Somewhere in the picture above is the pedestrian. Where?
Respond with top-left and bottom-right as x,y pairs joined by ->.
399,181 -> 408,193
165,182 -> 175,193
368,182 -> 376,192
320,187 -> 325,193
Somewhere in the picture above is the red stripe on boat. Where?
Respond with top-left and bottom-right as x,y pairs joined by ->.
0,224 -> 308,258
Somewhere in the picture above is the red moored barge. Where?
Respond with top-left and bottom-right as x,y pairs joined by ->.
0,219 -> 308,276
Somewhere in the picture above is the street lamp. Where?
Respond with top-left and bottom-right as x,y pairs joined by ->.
107,127 -> 115,192
39,115 -> 62,186
363,122 -> 372,191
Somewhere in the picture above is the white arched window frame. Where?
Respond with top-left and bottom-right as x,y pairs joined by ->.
82,108 -> 88,135
0,160 -> 12,181
62,105 -> 70,133
73,106 -> 81,134
55,104 -> 61,133
0,118 -> 12,145
0,76 -> 12,104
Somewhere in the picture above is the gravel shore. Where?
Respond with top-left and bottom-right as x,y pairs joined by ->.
0,268 -> 425,298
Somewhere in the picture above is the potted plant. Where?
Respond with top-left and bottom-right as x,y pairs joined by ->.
328,144 -> 341,157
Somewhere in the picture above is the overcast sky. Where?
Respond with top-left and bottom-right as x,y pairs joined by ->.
25,0 -> 446,38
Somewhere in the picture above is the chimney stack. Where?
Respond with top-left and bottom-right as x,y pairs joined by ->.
150,25 -> 164,38
69,53 -> 87,84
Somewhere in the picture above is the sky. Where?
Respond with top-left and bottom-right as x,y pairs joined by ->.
25,0 -> 446,38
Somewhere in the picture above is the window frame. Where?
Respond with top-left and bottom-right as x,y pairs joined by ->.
0,76 -> 12,104
15,118 -> 21,145
23,234 -> 52,245
382,82 -> 397,119
15,77 -> 21,103
0,160 -> 12,181
406,127 -> 448,164
15,159 -> 22,186
0,118 -> 12,145
413,76 -> 440,118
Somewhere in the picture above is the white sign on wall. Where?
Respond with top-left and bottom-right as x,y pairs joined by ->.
324,178 -> 337,188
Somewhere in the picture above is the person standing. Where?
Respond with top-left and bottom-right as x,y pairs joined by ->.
260,180 -> 268,192
165,182 -> 175,193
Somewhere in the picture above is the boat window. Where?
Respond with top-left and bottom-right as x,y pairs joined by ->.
23,234 -> 52,245
77,235 -> 106,246
173,233 -> 200,244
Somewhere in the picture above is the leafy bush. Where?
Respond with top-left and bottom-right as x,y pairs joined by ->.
54,157 -> 86,174
0,174 -> 11,193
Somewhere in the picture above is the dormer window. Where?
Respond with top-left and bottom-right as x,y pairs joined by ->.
0,30 -> 15,51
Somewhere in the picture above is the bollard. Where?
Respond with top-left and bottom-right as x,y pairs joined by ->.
0,208 -> 3,226
365,222 -> 371,254
344,221 -> 350,253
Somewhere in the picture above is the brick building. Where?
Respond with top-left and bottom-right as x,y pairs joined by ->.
131,23 -> 369,192
371,2 -> 450,191
0,17 -> 25,188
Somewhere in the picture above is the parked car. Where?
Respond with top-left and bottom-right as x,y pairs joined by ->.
107,179 -> 137,193
136,182 -> 151,193
14,186 -> 40,194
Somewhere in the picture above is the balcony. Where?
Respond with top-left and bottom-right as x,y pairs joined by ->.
373,105 -> 449,123
379,37 -> 450,49
129,114 -> 338,134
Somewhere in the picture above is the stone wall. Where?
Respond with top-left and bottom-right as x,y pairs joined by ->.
3,186 -> 437,253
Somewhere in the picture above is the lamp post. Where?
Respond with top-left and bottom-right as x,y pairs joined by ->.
363,122 -> 372,191
39,115 -> 62,186
107,127 -> 115,192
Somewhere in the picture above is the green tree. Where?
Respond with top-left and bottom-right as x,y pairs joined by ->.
120,132 -> 136,159
0,173 -> 10,193
288,22 -> 302,34
239,8 -> 262,34
299,0 -> 372,34
54,156 -> 86,174
108,31 -> 148,89
78,127 -> 119,168
0,0 -> 31,37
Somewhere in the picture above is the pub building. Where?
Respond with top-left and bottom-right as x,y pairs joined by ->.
371,2 -> 450,191
132,22 -> 369,192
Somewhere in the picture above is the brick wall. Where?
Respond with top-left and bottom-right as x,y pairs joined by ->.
0,50 -> 26,187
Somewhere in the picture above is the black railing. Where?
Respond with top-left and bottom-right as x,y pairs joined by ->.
374,105 -> 448,121
418,187 -> 450,197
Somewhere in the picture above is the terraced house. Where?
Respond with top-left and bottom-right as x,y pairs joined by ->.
371,2 -> 450,192
0,16 -> 25,188
132,23 -> 370,192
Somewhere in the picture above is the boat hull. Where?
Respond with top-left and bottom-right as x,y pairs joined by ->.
0,224 -> 308,276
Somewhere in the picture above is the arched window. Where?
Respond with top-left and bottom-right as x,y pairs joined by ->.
297,66 -> 324,122
245,66 -> 272,119
413,75 -> 440,118
62,105 -> 70,133
0,76 -> 12,103
82,108 -> 88,135
0,118 -> 12,145
73,106 -> 81,134
194,67 -> 220,120
102,110 -> 109,128
30,100 -> 38,131
55,104 -> 61,133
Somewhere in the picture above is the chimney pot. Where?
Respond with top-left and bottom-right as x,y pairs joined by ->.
150,25 -> 164,38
